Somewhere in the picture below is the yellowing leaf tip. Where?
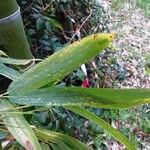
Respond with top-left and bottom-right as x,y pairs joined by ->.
92,33 -> 116,42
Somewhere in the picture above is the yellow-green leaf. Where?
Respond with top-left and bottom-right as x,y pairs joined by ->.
0,99 -> 42,150
0,57 -> 41,65
34,128 -> 91,150
8,33 -> 115,94
9,87 -> 150,109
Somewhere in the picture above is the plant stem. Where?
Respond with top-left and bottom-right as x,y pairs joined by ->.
0,0 -> 18,18
0,0 -> 32,59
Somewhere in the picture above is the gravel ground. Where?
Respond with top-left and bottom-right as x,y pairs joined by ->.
94,1 -> 150,149
101,0 -> 150,88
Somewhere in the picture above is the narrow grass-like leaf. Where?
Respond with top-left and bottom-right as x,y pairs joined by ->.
9,87 -> 150,109
34,128 -> 91,150
40,143 -> 50,150
0,99 -> 42,150
66,106 -> 136,150
0,63 -> 20,80
8,33 -> 115,94
0,57 -> 41,65
50,141 -> 71,150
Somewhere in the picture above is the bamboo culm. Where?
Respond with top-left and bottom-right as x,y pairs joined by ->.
0,0 -> 32,59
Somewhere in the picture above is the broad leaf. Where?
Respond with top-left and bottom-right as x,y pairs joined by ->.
8,33 -> 115,94
0,99 -> 42,150
45,16 -> 62,29
9,87 -> 150,109
36,18 -> 45,31
0,63 -> 20,80
67,106 -> 136,150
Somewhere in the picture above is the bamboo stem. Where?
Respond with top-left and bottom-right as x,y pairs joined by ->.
0,0 -> 18,18
0,0 -> 32,59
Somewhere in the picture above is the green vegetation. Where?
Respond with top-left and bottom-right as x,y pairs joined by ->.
1,34 -> 150,149
0,0 -> 150,150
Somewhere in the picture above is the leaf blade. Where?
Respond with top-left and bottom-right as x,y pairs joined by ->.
8,33 -> 115,94
34,128 -> 91,150
9,87 -> 150,109
0,57 -> 41,65
0,63 -> 20,80
66,106 -> 136,150
0,99 -> 42,150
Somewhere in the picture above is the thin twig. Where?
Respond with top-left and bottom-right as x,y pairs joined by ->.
65,109 -> 74,120
21,0 -> 35,14
69,9 -> 93,43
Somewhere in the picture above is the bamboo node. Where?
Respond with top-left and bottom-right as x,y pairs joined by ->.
0,7 -> 20,23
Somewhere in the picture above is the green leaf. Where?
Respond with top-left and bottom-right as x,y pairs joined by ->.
9,87 -> 150,109
40,143 -> 50,150
66,106 -> 136,150
36,18 -> 45,30
0,99 -> 42,150
8,33 -> 115,94
50,140 -> 71,150
0,57 -> 41,65
45,17 -> 62,29
34,128 -> 91,150
0,63 -> 20,80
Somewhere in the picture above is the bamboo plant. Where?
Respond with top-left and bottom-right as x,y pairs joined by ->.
0,1 -> 150,150
0,33 -> 150,149
0,1 -> 41,149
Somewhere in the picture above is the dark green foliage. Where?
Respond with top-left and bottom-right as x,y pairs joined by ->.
17,0 -> 109,58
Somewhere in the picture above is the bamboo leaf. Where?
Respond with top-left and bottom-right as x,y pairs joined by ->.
8,33 -> 115,94
9,87 -> 150,109
50,141 -> 71,150
0,99 -> 42,150
66,106 -> 136,150
34,128 -> 91,150
40,143 -> 50,150
0,63 -> 20,80
0,57 -> 41,65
